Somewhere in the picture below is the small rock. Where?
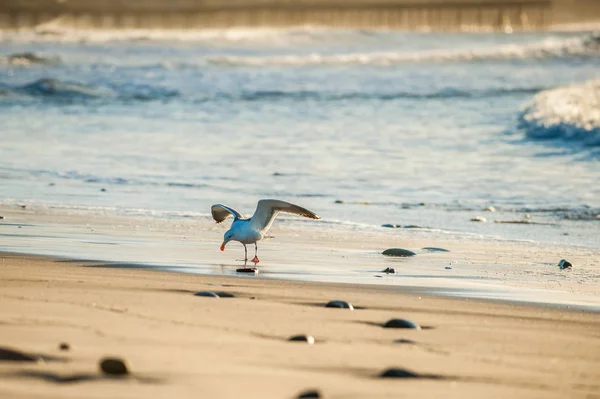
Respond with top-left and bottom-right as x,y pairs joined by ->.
288,335 -> 315,344
236,267 -> 258,274
383,318 -> 421,330
272,172 -> 284,176
19,205 -> 26,209
334,200 -> 344,204
99,357 -> 130,376
0,347 -> 40,362
494,219 -> 531,224
379,368 -> 420,378
484,206 -> 496,212
381,224 -> 395,228
382,248 -> 416,257
445,266 -> 452,270
471,216 -> 486,222
325,300 -> 354,310
194,291 -> 220,298
0,216 -> 4,220
48,182 -> 55,186
381,267 -> 396,274
100,188 -> 107,192
297,390 -> 321,398
394,338 -> 417,344
525,213 -> 531,219
402,225 -> 422,229
58,342 -> 70,351
558,259 -> 572,270
422,247 -> 450,252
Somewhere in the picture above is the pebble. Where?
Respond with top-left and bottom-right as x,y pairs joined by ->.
558,259 -> 573,269
194,291 -> 220,298
381,267 -> 396,274
471,216 -> 486,222
484,206 -> 497,212
382,248 -> 416,257
381,223 -> 395,228
297,390 -> 321,398
394,338 -> 417,344
422,247 -> 450,252
99,357 -> 130,376
383,318 -> 421,330
0,347 -> 40,362
445,266 -> 452,270
288,335 -> 315,344
59,342 -> 70,351
325,300 -> 354,310
236,267 -> 258,274
379,368 -> 420,379
100,188 -> 107,192
334,200 -> 344,204
0,216 -> 4,220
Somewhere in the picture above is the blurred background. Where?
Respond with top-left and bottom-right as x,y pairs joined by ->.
1,0 -> 599,248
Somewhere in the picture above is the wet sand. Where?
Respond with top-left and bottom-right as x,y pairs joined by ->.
0,251 -> 599,398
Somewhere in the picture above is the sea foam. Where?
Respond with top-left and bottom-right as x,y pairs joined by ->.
519,79 -> 600,147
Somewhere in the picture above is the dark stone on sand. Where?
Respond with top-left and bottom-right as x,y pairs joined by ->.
379,368 -> 421,379
0,216 -> 4,219
325,300 -> 354,310
394,339 -> 417,344
422,247 -> 450,252
297,390 -> 321,398
273,172 -> 284,176
288,335 -> 315,344
100,188 -> 107,192
334,200 -> 344,204
402,225 -> 423,229
381,224 -> 395,228
559,259 -> 572,269
99,357 -> 130,376
445,266 -> 452,270
59,342 -> 70,351
48,182 -> 55,186
236,267 -> 258,274
19,205 -> 26,209
382,267 -> 396,274
0,347 -> 40,362
382,248 -> 416,257
383,318 -> 421,330
194,291 -> 220,298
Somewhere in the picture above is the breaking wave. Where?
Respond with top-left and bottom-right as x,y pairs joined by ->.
0,77 -> 545,104
0,78 -> 179,102
518,79 -> 600,147
207,33 -> 600,66
0,52 -> 60,66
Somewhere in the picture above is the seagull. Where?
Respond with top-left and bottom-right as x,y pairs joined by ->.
211,199 -> 321,264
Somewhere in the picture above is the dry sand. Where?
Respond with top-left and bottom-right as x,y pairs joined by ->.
1,251 -> 599,399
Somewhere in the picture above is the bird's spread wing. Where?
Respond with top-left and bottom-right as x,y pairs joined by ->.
250,199 -> 320,232
211,204 -> 243,224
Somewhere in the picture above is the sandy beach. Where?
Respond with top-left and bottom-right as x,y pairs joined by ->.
0,250 -> 599,399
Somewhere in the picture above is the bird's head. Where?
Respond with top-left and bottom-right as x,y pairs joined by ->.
220,230 -> 234,251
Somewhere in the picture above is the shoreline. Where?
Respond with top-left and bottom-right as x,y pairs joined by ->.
1,250 -> 599,398
1,204 -> 599,311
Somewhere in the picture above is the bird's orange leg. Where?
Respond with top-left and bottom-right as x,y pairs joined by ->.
251,243 -> 259,264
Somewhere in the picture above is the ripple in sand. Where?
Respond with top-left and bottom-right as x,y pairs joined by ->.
325,300 -> 354,310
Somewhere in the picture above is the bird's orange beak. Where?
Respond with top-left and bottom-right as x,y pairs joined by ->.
220,242 -> 226,251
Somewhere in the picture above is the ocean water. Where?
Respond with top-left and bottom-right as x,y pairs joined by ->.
1,28 -> 599,250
